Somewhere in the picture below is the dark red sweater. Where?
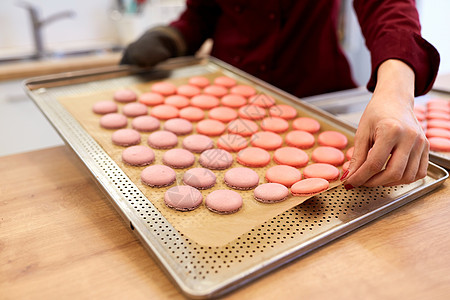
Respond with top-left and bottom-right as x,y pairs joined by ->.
171,0 -> 439,98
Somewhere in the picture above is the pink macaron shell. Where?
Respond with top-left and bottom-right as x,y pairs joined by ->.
182,134 -> 214,153
317,131 -> 348,149
214,76 -> 237,88
273,147 -> 309,168
199,148 -> 234,170
93,100 -> 118,114
183,167 -> 217,189
260,117 -> 289,133
303,163 -> 340,182
203,85 -> 229,98
230,85 -> 257,98
141,164 -> 176,187
139,92 -> 165,106
238,105 -> 266,120
208,106 -> 238,123
227,118 -> 259,137
196,119 -> 226,136
164,95 -> 190,108
177,84 -> 201,98
188,76 -> 210,88
427,98 -> 449,107
162,148 -> 195,169
179,106 -> 205,121
113,89 -> 137,103
164,185 -> 203,211
290,178 -> 330,197
190,94 -> 220,110
205,189 -> 243,214
254,183 -> 289,203
147,130 -> 178,149
250,131 -> 283,150
151,82 -> 177,96
150,104 -> 179,120
427,104 -> 450,114
269,104 -> 297,120
237,147 -> 271,167
100,113 -> 128,129
224,167 -> 260,190
221,94 -> 247,108
265,165 -> 302,188
217,134 -> 248,152
292,117 -> 321,133
111,128 -> 141,146
285,130 -> 316,149
426,119 -> 450,130
122,102 -> 148,117
122,145 -> 155,166
311,146 -> 345,166
132,115 -> 160,132
427,111 -> 450,121
426,128 -> 450,139
163,118 -> 193,135
428,137 -> 450,152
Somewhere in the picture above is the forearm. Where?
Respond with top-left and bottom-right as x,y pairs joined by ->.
373,59 -> 415,107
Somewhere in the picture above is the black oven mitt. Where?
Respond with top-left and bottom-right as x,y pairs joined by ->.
120,26 -> 186,67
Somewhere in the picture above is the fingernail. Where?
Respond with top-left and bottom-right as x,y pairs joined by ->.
344,184 -> 354,190
340,170 -> 349,181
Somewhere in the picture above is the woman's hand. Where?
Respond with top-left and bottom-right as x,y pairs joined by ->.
343,59 -> 429,188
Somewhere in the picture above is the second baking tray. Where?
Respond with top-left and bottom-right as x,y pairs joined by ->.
24,57 -> 448,298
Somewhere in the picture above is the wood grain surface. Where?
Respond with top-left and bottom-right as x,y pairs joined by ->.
1,146 -> 450,299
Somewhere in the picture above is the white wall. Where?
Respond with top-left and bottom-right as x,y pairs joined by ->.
0,0 -> 184,57
417,0 -> 450,75
340,0 -> 450,87
0,0 -> 117,56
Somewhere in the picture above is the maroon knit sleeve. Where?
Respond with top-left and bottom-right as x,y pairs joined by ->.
169,0 -> 221,55
354,0 -> 440,96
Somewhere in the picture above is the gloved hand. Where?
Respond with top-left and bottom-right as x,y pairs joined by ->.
120,26 -> 186,67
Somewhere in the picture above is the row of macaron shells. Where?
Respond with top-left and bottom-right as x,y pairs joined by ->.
94,76 -> 352,213
413,98 -> 450,152
98,102 -> 352,184
98,91 -> 352,170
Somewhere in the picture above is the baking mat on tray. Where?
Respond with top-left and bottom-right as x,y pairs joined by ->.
57,71 -> 350,247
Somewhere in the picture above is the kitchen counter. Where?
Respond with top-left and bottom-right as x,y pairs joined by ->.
1,145 -> 450,299
0,52 -> 121,81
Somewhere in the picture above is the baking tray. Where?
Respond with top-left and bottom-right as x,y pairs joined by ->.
24,57 -> 448,298
305,88 -> 450,170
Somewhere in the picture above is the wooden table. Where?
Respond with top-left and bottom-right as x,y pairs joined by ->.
1,146 -> 450,299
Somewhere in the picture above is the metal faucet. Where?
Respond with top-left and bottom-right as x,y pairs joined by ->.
17,2 -> 75,59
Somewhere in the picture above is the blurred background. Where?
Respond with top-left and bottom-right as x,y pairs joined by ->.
1,0 -> 449,81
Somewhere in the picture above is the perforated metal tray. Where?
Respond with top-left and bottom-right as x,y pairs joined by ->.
24,57 -> 448,298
